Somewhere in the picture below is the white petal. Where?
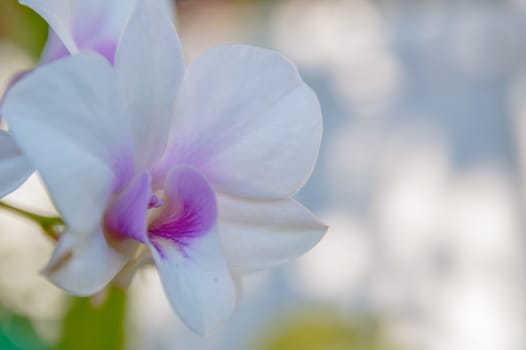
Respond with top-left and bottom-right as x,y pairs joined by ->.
115,0 -> 184,168
165,45 -> 322,199
19,0 -> 78,54
70,0 -> 173,41
71,0 -> 137,40
0,131 -> 32,197
39,29 -> 69,63
23,0 -> 143,59
2,54 -> 134,234
148,229 -> 236,335
42,231 -> 129,296
217,194 -> 327,272
147,166 -> 235,334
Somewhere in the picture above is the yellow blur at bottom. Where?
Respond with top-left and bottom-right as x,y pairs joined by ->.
251,308 -> 399,350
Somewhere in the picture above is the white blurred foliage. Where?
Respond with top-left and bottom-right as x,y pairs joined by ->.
448,7 -> 523,78
0,174 -> 65,341
367,134 -> 526,350
297,212 -> 370,302
0,43 -> 33,99
0,43 -> 65,343
272,0 -> 404,116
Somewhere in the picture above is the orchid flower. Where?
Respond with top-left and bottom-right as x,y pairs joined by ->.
2,0 -> 326,334
0,0 -> 172,197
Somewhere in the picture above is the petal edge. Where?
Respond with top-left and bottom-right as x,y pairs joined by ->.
217,194 -> 327,272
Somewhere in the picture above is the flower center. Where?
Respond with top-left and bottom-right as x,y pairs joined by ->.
148,194 -> 164,208
103,167 -> 217,256
146,166 -> 218,252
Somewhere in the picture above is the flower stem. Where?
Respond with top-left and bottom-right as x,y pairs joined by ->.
0,201 -> 64,240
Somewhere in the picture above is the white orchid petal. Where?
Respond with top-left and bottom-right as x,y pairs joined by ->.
2,54 -> 134,234
69,0 -> 142,64
42,231 -> 129,296
115,0 -> 184,168
19,0 -> 78,54
148,230 -> 236,335
165,45 -> 322,199
22,0 -> 143,62
0,131 -> 32,197
70,0 -> 174,42
39,29 -> 69,63
146,166 -> 236,334
217,194 -> 327,272
71,0 -> 136,39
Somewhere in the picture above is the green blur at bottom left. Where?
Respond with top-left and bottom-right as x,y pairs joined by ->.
0,286 -> 127,350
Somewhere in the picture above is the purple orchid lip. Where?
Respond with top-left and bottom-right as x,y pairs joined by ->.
103,165 -> 217,259
147,166 -> 218,251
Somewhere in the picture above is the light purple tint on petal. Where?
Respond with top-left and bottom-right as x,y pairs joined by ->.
1,70 -> 31,105
6,70 -> 30,90
104,171 -> 151,243
41,23 -> 118,65
111,152 -> 136,193
80,39 -> 118,65
72,10 -> 114,62
148,166 -> 217,251
151,147 -> 210,189
40,29 -> 70,64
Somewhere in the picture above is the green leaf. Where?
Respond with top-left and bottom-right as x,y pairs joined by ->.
57,287 -> 127,350
0,309 -> 51,350
0,0 -> 48,60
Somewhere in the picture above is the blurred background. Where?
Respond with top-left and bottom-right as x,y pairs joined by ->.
1,0 -> 526,349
